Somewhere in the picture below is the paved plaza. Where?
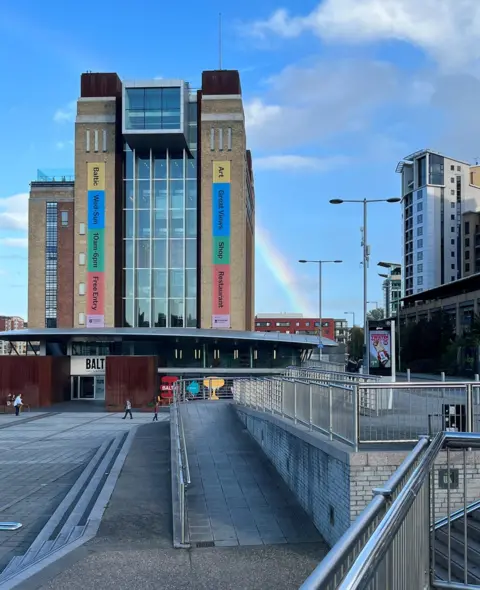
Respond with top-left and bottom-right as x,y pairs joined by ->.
0,411 -> 167,574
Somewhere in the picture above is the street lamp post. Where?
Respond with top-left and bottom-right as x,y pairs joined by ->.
330,197 -> 400,372
345,311 -> 355,327
299,259 -> 342,359
367,301 -> 379,310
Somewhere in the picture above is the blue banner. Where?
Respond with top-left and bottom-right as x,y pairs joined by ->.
212,183 -> 230,237
87,190 -> 105,230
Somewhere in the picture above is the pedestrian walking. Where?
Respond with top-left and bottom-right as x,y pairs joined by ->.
153,400 -> 160,422
13,394 -> 23,417
122,399 -> 133,420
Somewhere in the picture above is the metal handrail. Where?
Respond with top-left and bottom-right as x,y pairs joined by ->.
319,432 -> 480,589
299,436 -> 430,589
359,381 -> 480,389
434,499 -> 480,530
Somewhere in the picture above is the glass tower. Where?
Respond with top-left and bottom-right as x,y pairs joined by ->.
123,90 -> 198,328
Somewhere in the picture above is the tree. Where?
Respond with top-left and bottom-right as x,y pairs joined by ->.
348,327 -> 364,360
367,307 -> 385,321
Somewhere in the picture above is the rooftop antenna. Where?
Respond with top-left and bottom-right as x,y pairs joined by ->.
219,12 -> 223,70
475,156 -> 479,165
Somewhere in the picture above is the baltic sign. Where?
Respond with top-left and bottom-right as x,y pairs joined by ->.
70,356 -> 106,376
86,163 -> 105,328
212,161 -> 231,329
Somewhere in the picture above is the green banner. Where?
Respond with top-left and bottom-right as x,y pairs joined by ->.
212,236 -> 230,265
87,228 -> 105,272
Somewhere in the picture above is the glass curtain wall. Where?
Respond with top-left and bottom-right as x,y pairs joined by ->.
123,99 -> 197,328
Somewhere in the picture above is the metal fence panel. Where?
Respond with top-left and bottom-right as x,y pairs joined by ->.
358,383 -> 470,443
283,380 -> 295,420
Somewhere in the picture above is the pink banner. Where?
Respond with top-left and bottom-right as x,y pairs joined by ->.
86,272 -> 105,317
212,265 -> 230,315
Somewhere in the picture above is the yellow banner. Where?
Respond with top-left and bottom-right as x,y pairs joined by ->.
213,161 -> 230,183
87,163 -> 105,191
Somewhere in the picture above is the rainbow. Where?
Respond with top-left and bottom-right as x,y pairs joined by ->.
256,224 -> 315,316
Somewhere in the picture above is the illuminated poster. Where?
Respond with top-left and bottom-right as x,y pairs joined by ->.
86,163 -> 105,328
212,161 -> 231,329
369,330 -> 392,369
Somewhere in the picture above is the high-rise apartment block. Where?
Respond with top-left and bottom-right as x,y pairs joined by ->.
397,149 -> 480,296
28,70 -> 255,331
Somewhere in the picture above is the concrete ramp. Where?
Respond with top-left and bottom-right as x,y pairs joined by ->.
182,401 -> 323,547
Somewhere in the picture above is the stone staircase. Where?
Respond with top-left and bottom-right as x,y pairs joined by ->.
436,509 -> 480,584
0,432 -> 128,587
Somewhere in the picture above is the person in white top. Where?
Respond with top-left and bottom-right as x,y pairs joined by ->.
122,399 -> 133,420
13,394 -> 23,417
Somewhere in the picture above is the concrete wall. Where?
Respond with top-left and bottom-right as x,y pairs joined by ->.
235,406 -> 480,547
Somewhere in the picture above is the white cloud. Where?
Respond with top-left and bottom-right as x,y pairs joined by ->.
55,140 -> 74,150
0,238 -> 28,248
0,193 -> 28,231
244,58 -> 399,150
53,100 -> 76,123
248,0 -> 480,67
255,154 -> 349,171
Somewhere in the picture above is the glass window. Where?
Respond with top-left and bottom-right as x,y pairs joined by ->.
154,211 -> 167,237
126,88 -> 145,110
125,181 -> 134,209
187,155 -> 197,178
429,153 -> 444,185
466,237 -> 470,247
169,299 -> 184,327
169,269 -> 184,298
125,150 -> 134,179
145,88 -> 161,109
79,222 -> 86,235
135,299 -> 150,328
417,251 -> 423,261
465,221 -> 470,235
417,276 -> 423,285
417,202 -> 423,212
153,152 -> 167,179
162,88 -> 181,129
170,180 -> 184,209
136,180 -> 150,208
451,214 -> 455,221
186,180 -> 196,208
125,210 -> 134,238
153,239 -> 167,268
136,153 -> 151,179
170,240 -> 184,268
136,240 -> 150,268
153,270 -> 167,298
61,211 -> 69,226
417,239 -> 423,248
186,209 -> 197,237
416,156 -> 426,187
136,269 -> 151,298
466,262 -> 471,272
186,269 -> 196,297
186,239 -> 196,268
417,227 -> 423,236
125,269 -> 134,298
136,210 -> 150,238
169,210 -> 184,237
153,299 -> 167,327
124,298 -> 134,327
125,240 -> 134,268
169,152 -> 183,179
417,264 -> 423,272
154,180 -> 167,209
417,214 -> 423,224
186,299 -> 196,327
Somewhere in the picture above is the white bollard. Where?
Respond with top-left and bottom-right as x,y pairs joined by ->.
406,368 -> 411,382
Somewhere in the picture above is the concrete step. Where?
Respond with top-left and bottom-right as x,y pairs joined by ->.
0,555 -> 23,581
436,537 -> 480,584
35,540 -> 55,560
67,525 -> 85,544
51,527 -> 76,552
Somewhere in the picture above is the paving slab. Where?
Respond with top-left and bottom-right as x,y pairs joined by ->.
182,401 -> 324,547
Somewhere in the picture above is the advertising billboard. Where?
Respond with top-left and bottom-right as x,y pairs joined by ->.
86,163 -> 106,328
369,330 -> 391,369
211,161 -> 231,329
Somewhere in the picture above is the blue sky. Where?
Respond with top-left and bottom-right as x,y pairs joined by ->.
1,0 -> 480,324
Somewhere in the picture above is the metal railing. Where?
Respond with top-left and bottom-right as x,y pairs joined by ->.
302,359 -> 347,372
300,432 -> 480,590
358,382 -> 479,444
171,387 -> 190,546
234,376 -> 480,446
233,377 -> 359,448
